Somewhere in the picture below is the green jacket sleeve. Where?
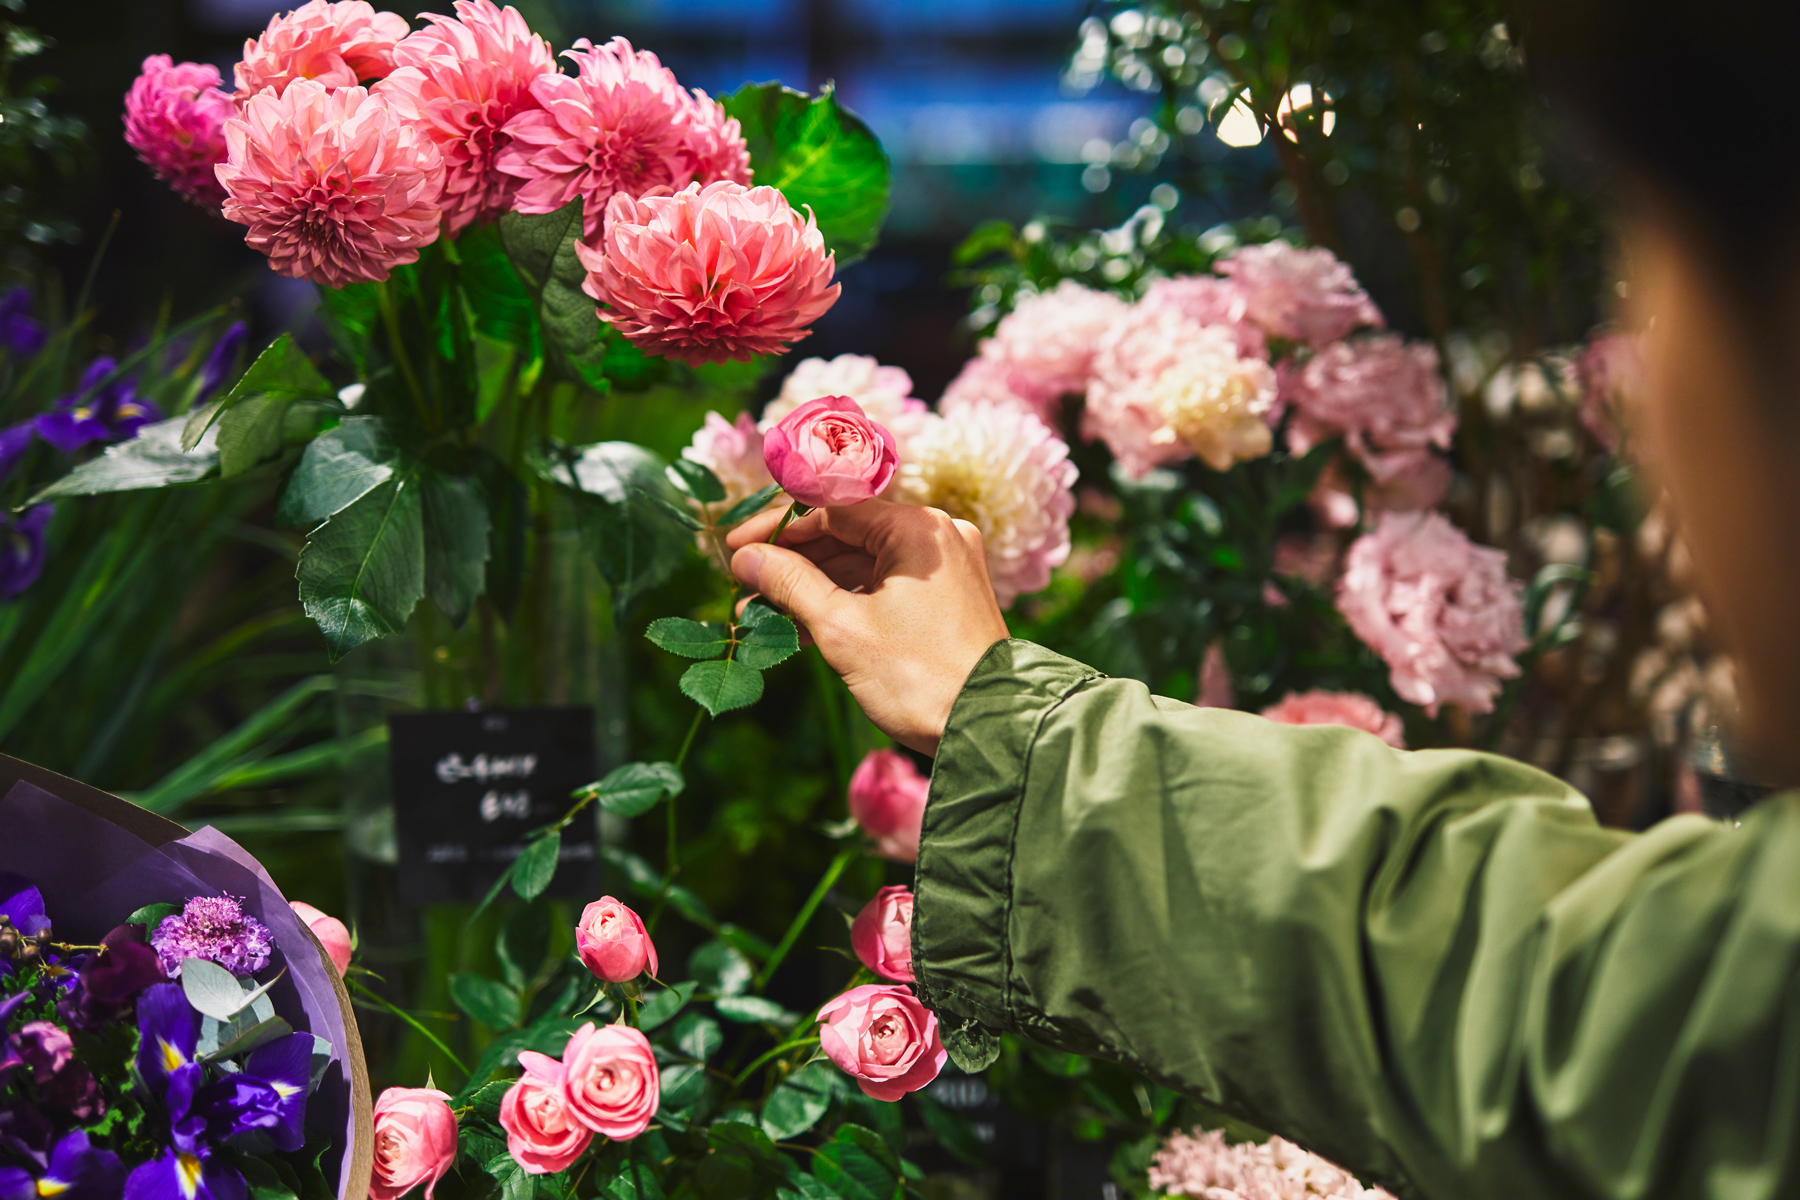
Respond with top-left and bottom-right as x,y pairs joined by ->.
911,639 -> 1800,1200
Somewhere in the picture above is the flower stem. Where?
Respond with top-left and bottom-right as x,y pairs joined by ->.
731,1033 -> 821,1088
348,977 -> 469,1076
648,706 -> 708,936
375,279 -> 429,427
753,846 -> 858,992
767,501 -> 812,545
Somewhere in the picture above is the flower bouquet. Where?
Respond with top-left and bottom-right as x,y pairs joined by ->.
0,753 -> 372,1200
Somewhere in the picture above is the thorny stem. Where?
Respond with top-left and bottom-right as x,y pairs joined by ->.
753,846 -> 858,992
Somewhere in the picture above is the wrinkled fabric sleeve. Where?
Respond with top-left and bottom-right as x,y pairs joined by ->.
912,640 -> 1800,1200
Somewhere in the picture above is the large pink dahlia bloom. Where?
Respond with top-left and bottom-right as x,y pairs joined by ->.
498,37 -> 750,241
374,0 -> 556,235
233,0 -> 410,103
217,80 -> 446,287
1336,511 -> 1528,716
1284,335 -> 1457,489
124,56 -> 235,208
1217,240 -> 1383,347
577,181 -> 839,365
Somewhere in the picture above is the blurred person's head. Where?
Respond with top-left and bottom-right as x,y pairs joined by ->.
1518,0 -> 1800,779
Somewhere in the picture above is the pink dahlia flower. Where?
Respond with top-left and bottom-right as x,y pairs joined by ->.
1217,241 -> 1383,347
1262,690 -> 1406,748
217,80 -> 446,287
938,354 -> 1054,423
576,181 -> 839,365
1336,511 -> 1528,716
1140,274 -> 1266,359
973,280 -> 1130,418
124,56 -> 235,208
1575,330 -> 1645,455
233,0 -> 410,103
683,411 -> 774,513
374,0 -> 556,235
762,355 -> 924,437
1149,1128 -> 1397,1200
896,402 -> 1077,607
498,37 -> 750,241
1284,335 -> 1457,488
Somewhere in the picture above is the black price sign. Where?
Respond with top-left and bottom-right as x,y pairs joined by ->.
388,707 -> 598,905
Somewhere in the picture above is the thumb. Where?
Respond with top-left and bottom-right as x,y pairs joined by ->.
731,542 -> 847,629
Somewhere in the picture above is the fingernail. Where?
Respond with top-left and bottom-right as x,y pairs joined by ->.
734,545 -> 765,590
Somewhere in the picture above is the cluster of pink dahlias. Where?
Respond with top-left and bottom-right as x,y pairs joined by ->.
1215,240 -> 1384,347
123,57 -> 236,207
943,281 -> 1130,421
1149,1128 -> 1397,1200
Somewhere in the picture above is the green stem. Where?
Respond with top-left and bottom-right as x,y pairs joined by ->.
753,846 -> 857,992
648,706 -> 708,935
807,647 -> 852,792
348,978 -> 469,1076
767,501 -> 811,544
731,1033 -> 821,1088
623,992 -> 639,1028
375,279 -> 429,426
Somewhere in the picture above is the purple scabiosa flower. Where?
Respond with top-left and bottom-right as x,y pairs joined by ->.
0,506 -> 53,601
0,1131 -> 125,1200
0,289 -> 45,357
36,358 -> 163,454
193,1032 -> 312,1152
150,896 -> 274,978
135,982 -> 199,1097
195,322 -> 247,401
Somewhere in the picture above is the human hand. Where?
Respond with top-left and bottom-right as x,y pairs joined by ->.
726,501 -> 1010,755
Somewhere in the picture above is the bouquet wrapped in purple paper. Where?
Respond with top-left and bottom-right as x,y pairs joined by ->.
0,756 -> 371,1200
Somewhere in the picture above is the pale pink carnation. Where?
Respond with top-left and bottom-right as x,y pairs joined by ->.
1284,336 -> 1456,488
497,37 -> 750,241
1149,1128 -> 1397,1200
763,355 -> 925,439
576,181 -> 838,365
1085,307 -> 1277,477
1575,331 -> 1645,455
124,56 -> 235,208
973,280 -> 1130,418
374,0 -> 556,235
938,354 -> 1054,422
1336,511 -> 1528,716
896,403 -> 1076,607
233,0 -> 410,103
217,80 -> 445,287
1307,456 -> 1451,530
1262,690 -> 1406,748
1140,274 -> 1267,359
683,411 -> 774,512
1217,241 -> 1383,347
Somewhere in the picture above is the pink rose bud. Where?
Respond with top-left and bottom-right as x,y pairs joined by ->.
560,1022 -> 659,1140
499,1051 -> 593,1174
575,897 -> 657,983
762,395 -> 899,508
369,1087 -> 458,1200
816,984 -> 946,1102
850,886 -> 915,983
847,749 -> 928,863
290,901 -> 353,976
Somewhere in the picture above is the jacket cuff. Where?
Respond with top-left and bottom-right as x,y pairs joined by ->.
912,639 -> 1103,1029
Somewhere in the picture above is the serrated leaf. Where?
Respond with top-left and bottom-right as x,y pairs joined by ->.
450,972 -> 521,1032
215,392 -> 298,477
761,1062 -> 837,1142
296,465 -> 426,660
534,441 -> 692,619
277,417 -> 398,528
512,831 -> 561,901
656,1062 -> 706,1114
183,332 -> 332,451
485,1153 -> 534,1200
723,83 -> 891,267
679,658 -> 764,715
717,483 -> 783,527
498,199 -> 607,389
669,457 -> 726,503
468,1080 -> 512,1123
645,617 -> 731,660
714,995 -> 797,1024
421,470 -> 490,628
669,1011 -> 723,1061
582,761 -> 684,818
688,939 -> 752,997
31,417 -> 218,500
637,979 -> 697,1032
736,610 -> 799,669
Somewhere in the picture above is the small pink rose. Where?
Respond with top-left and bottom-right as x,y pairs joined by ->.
848,749 -> 928,863
499,1051 -> 593,1174
762,395 -> 898,508
575,897 -> 657,983
369,1087 -> 458,1200
817,984 -> 945,1102
290,900 -> 353,976
850,887 -> 914,983
561,1022 -> 659,1140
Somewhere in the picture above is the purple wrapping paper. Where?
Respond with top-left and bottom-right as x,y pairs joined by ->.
0,779 -> 370,1200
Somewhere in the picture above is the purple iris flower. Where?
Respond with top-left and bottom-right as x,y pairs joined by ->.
0,1131 -> 125,1200
134,982 -> 199,1097
0,870 -> 47,936
0,423 -> 33,486
195,323 -> 246,401
192,1032 -> 312,1152
0,506 -> 53,601
36,358 -> 163,455
0,289 -> 45,357
121,1116 -> 244,1200
0,1103 -> 54,1169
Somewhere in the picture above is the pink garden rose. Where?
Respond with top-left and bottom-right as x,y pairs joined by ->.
850,886 -> 914,983
374,0 -> 557,235
233,0 -> 410,103
683,411 -> 774,513
1336,512 -> 1528,716
123,56 -> 235,208
288,900 -> 352,975
369,1087 -> 457,1200
217,80 -> 445,287
763,396 -> 898,508
560,1022 -> 658,1140
500,1051 -> 592,1174
577,181 -> 839,365
847,749 -> 928,863
1284,335 -> 1456,491
1215,241 -> 1383,347
498,37 -> 749,242
574,896 -> 657,983
817,984 -> 946,1102
1261,690 -> 1406,748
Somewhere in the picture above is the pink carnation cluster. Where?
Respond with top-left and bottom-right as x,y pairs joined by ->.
1216,241 -> 1384,347
1149,1129 -> 1397,1200
233,0 -> 410,102
1336,512 -> 1528,715
944,281 -> 1129,421
123,56 -> 235,208
578,182 -> 839,365
497,36 -> 750,241
763,355 -> 925,436
1262,690 -> 1406,748
1283,335 -> 1457,501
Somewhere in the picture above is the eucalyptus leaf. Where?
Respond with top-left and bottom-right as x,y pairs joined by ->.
582,761 -> 684,818
180,959 -> 254,1020
201,1014 -> 293,1062
512,831 -> 561,901
31,418 -> 218,500
679,658 -> 764,716
644,618 -> 731,660
296,465 -> 426,661
450,972 -> 521,1032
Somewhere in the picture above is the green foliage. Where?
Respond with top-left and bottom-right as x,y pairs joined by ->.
183,333 -> 334,454
31,418 -> 219,499
276,417 -> 398,527
511,832 -> 562,901
449,972 -> 522,1032
637,980 -> 697,1032
295,466 -> 426,661
498,199 -> 608,390
724,84 -> 892,268
760,1063 -> 837,1142
532,440 -> 692,620
680,659 -> 765,716
579,761 -> 685,818
420,469 -> 491,627
645,618 -> 733,659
